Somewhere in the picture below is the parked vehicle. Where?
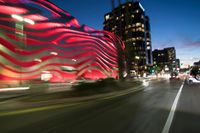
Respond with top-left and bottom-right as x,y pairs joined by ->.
187,67 -> 200,84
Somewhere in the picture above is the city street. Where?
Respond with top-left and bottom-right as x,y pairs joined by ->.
0,0 -> 199,133
0,79 -> 199,133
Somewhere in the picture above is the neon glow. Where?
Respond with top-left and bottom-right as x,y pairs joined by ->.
0,0 -> 125,88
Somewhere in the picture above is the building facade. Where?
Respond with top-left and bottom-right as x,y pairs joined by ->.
145,16 -> 153,65
152,47 -> 178,73
104,0 -> 152,77
0,0 -> 126,88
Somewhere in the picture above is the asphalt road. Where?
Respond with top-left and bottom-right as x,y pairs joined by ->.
170,82 -> 200,133
0,78 -> 199,133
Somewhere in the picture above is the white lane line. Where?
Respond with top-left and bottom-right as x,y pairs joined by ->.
162,81 -> 185,133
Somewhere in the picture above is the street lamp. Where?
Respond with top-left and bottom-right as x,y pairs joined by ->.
11,14 -> 35,48
11,14 -> 35,25
11,14 -> 35,86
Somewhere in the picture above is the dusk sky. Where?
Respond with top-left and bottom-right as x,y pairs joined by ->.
50,0 -> 200,66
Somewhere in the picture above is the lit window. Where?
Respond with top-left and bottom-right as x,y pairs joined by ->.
142,24 -> 144,28
136,22 -> 141,27
132,38 -> 136,41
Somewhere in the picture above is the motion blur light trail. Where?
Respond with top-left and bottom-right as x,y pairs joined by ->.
0,0 -> 125,87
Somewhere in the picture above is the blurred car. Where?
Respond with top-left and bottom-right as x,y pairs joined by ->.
170,72 -> 180,80
187,67 -> 200,84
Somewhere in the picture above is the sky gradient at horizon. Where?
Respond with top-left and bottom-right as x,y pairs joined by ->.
50,0 -> 200,65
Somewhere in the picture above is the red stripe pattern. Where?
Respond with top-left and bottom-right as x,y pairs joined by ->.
0,0 -> 125,85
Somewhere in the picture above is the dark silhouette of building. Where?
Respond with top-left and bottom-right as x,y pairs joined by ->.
194,60 -> 200,66
153,47 -> 177,72
175,59 -> 180,70
104,0 -> 152,77
145,16 -> 153,65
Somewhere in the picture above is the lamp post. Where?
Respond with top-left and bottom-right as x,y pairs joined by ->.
11,14 -> 34,48
11,14 -> 35,86
135,56 -> 140,77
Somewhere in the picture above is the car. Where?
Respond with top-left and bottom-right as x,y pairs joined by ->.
187,67 -> 200,84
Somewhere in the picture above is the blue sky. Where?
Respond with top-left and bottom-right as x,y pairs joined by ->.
50,0 -> 200,65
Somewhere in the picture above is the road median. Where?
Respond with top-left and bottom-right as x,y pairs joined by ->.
0,79 -> 144,116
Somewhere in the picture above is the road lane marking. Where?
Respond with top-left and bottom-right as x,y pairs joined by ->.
0,102 -> 82,117
162,81 -> 185,133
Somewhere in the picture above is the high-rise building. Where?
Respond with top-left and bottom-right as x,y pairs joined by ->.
104,0 -> 152,76
153,47 -> 177,72
145,16 -> 153,65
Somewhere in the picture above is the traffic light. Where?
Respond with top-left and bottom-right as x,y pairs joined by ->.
150,68 -> 155,74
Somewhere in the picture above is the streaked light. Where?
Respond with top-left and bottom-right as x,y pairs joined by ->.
139,3 -> 145,11
12,14 -> 35,25
24,18 -> 35,25
60,66 -> 76,71
34,58 -> 42,63
50,52 -> 58,56
0,87 -> 30,92
142,80 -> 149,87
11,14 -> 23,21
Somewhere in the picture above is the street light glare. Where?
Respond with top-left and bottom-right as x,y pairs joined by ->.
24,18 -> 35,25
50,52 -> 58,56
34,58 -> 42,63
11,14 -> 35,25
11,14 -> 23,22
